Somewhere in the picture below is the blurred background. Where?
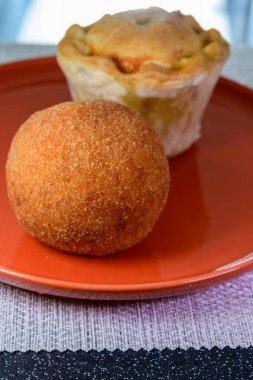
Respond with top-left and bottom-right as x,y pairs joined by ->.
0,0 -> 252,45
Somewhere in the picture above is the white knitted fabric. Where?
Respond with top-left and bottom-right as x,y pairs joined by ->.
0,272 -> 253,352
0,44 -> 252,352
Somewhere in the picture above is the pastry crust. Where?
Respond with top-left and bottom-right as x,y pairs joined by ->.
58,8 -> 229,89
57,8 -> 229,156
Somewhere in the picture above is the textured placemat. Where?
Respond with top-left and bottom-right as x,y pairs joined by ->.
0,43 -> 252,352
0,271 -> 253,352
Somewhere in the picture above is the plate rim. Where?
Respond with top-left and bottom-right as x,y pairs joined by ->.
0,255 -> 253,293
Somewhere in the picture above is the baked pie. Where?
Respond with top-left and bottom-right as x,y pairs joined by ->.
57,7 -> 229,156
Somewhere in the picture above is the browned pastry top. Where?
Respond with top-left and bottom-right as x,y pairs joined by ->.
58,7 -> 229,81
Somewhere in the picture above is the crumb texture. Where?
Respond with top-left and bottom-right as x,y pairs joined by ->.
6,101 -> 170,255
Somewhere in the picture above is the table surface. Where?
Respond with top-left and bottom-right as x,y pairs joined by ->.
0,43 -> 252,353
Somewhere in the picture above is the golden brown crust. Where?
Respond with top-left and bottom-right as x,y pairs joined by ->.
6,101 -> 170,255
57,7 -> 229,83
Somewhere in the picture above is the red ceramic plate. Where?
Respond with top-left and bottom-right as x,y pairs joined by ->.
0,57 -> 253,300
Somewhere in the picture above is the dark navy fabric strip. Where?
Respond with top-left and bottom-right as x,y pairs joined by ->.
0,348 -> 253,380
